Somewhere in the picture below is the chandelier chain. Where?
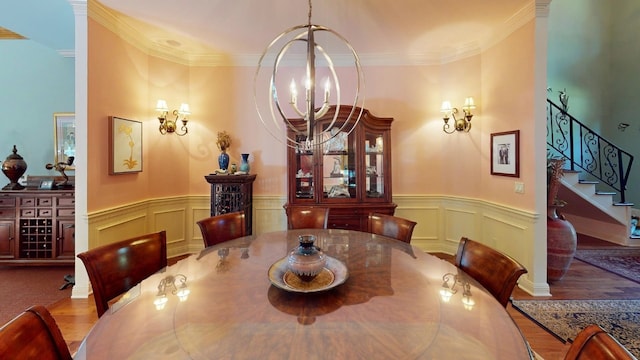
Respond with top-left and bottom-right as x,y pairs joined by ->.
308,0 -> 312,25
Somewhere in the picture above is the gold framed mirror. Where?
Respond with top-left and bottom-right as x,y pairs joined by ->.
53,112 -> 75,169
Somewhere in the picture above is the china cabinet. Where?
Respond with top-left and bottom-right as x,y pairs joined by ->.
0,189 -> 75,265
284,106 -> 396,231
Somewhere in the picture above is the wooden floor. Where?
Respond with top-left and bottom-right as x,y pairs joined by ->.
47,236 -> 640,359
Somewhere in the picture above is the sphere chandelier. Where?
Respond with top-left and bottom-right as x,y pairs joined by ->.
254,0 -> 365,149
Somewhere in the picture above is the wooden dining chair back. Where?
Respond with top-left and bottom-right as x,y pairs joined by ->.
77,230 -> 167,317
287,207 -> 329,229
197,211 -> 246,247
0,305 -> 72,360
454,237 -> 528,308
564,324 -> 636,360
366,213 -> 417,243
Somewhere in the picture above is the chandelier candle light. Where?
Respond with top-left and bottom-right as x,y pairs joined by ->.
254,0 -> 365,149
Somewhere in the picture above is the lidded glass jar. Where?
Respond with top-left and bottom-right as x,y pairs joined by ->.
287,235 -> 326,281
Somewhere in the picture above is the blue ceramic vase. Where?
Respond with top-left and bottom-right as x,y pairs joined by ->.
240,153 -> 250,173
218,151 -> 229,171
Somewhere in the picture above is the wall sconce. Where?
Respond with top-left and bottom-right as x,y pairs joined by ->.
153,274 -> 190,310
441,97 -> 475,134
439,272 -> 475,310
156,99 -> 190,136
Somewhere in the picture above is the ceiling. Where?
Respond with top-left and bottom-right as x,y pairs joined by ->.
98,0 -> 533,65
1,0 -> 535,65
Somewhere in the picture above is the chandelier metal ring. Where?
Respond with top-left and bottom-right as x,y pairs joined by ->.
254,3 -> 365,149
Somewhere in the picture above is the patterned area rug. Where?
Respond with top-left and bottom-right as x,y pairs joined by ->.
512,299 -> 640,357
574,248 -> 640,284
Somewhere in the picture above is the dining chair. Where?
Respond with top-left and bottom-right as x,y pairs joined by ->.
564,324 -> 636,360
366,212 -> 417,243
197,211 -> 246,247
0,305 -> 72,360
77,230 -> 167,317
454,237 -> 528,308
287,207 -> 329,229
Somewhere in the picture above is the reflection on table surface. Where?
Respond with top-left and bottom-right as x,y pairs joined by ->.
76,229 -> 532,359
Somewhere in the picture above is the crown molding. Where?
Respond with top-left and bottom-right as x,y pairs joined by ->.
88,1 -> 536,67
480,2 -> 536,55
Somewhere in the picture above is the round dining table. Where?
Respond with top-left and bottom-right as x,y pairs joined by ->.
76,229 -> 533,359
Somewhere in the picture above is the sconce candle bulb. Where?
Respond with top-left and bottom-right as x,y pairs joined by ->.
441,97 -> 475,134
156,99 -> 190,136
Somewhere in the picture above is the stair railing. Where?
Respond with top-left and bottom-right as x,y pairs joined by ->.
547,99 -> 634,204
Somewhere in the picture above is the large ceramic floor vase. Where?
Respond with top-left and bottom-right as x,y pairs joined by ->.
547,205 -> 577,282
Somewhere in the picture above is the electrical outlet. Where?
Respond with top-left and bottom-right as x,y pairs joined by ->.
514,182 -> 525,194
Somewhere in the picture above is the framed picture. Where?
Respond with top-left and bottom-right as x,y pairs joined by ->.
53,112 -> 75,169
109,116 -> 143,175
491,130 -> 520,177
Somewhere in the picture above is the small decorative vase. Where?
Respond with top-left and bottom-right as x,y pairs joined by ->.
288,235 -> 326,281
2,145 -> 27,190
547,205 -> 577,282
218,150 -> 230,171
239,153 -> 250,173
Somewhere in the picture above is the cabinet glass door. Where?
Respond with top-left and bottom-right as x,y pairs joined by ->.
322,127 -> 356,199
364,131 -> 385,199
294,135 -> 315,199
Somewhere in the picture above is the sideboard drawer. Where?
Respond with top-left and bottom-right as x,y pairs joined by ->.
0,209 -> 16,218
38,209 -> 53,217
0,197 -> 16,207
37,198 -> 53,206
21,209 -> 36,217
57,197 -> 75,207
20,198 -> 36,207
57,209 -> 75,217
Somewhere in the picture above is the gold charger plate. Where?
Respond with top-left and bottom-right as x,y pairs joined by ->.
268,256 -> 349,293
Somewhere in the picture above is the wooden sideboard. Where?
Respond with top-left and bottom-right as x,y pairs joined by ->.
0,189 -> 75,265
204,174 -> 257,235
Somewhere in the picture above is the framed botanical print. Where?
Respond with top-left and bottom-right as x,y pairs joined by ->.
109,116 -> 143,174
53,112 -> 75,168
491,130 -> 520,177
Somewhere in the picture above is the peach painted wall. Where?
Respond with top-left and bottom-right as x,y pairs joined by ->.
88,18 -> 191,211
186,66 -> 288,196
88,16 -> 537,213
480,22 -> 536,209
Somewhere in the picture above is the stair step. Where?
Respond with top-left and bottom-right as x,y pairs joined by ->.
595,191 -> 616,195
614,202 -> 634,206
578,180 -> 599,185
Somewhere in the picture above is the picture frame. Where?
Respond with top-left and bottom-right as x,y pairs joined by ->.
53,112 -> 75,169
491,130 -> 520,177
109,116 -> 143,175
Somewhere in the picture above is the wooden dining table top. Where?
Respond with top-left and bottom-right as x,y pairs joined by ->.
76,229 -> 533,360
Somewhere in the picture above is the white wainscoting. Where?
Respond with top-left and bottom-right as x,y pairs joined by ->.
87,194 -> 546,295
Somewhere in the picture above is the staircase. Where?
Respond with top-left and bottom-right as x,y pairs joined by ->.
556,170 -> 640,246
547,99 -> 640,247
